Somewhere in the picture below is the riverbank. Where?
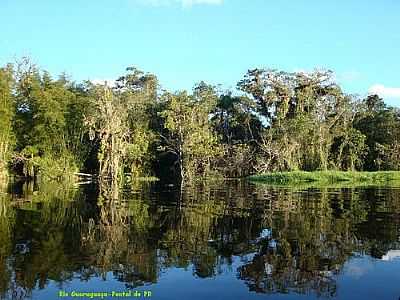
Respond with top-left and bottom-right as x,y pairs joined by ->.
249,171 -> 400,184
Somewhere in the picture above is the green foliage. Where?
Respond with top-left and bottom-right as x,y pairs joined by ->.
0,65 -> 15,178
159,84 -> 222,182
354,95 -> 400,170
238,69 -> 341,124
85,85 -> 130,182
11,59 -> 82,180
1,59 -> 400,182
64,84 -> 96,170
84,67 -> 159,183
116,67 -> 159,177
239,69 -> 375,173
14,66 -> 69,154
210,93 -> 262,177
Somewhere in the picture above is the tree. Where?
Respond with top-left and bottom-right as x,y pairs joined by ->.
12,59 -> 79,179
159,83 -> 221,182
1,59 -> 400,180
239,69 -> 365,172
115,67 -> 159,177
237,69 -> 339,124
0,65 -> 14,178
85,85 -> 130,183
64,82 -> 97,172
354,95 -> 400,170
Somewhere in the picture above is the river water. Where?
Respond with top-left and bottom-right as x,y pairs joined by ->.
0,180 -> 399,300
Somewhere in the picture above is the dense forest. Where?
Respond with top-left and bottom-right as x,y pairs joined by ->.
1,58 -> 400,184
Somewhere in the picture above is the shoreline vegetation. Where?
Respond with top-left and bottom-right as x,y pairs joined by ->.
1,58 -> 400,186
249,171 -> 400,185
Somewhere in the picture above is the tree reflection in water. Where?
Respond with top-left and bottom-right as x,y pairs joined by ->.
0,180 -> 399,299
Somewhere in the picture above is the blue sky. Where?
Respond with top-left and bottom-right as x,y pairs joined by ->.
1,0 -> 399,105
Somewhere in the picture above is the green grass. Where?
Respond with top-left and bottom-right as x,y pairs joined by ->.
249,171 -> 400,185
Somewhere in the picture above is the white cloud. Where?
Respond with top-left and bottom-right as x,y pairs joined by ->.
135,0 -> 223,7
368,84 -> 400,99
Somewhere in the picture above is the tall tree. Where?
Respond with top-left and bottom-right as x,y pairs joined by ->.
115,67 -> 159,177
159,83 -> 221,182
0,65 -> 14,178
239,69 -> 368,172
354,95 -> 400,170
211,94 -> 262,176
85,85 -> 129,183
12,59 -> 79,179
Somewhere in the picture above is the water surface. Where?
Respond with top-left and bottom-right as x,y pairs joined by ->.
0,180 -> 399,300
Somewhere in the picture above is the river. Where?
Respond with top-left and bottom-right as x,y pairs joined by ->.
0,180 -> 399,300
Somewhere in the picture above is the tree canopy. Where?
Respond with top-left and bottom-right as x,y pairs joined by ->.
0,59 -> 399,184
